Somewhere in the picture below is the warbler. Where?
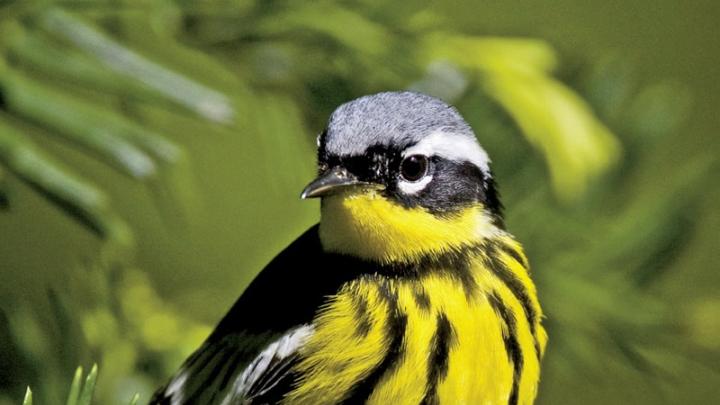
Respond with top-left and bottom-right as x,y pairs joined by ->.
151,91 -> 546,404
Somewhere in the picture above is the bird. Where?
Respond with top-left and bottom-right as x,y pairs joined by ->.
150,91 -> 546,405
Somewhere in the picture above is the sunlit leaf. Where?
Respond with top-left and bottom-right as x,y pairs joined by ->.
422,33 -> 621,200
23,387 -> 32,405
6,25 -> 171,107
1,71 -> 157,178
38,8 -> 234,123
255,3 -> 390,57
65,366 -> 83,405
422,34 -> 558,75
484,69 -> 621,200
77,364 -> 98,405
0,119 -> 132,244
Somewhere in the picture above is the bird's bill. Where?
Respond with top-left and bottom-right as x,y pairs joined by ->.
301,167 -> 371,199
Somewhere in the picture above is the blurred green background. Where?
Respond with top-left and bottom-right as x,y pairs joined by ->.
1,1 -> 718,404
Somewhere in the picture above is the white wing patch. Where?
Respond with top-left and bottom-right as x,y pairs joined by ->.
228,324 -> 314,402
163,370 -> 189,404
157,325 -> 314,405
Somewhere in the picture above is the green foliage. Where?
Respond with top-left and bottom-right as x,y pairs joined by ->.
75,365 -> 97,405
0,1 -> 717,404
21,388 -> 30,405
24,365 -> 139,405
0,6 -> 231,246
420,34 -> 621,200
0,2 -> 614,247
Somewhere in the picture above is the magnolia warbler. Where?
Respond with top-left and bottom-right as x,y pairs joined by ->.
151,91 -> 546,404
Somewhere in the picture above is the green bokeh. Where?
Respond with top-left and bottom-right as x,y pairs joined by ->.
0,1 -> 718,404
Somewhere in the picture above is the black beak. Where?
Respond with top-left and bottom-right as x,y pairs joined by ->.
301,167 -> 367,199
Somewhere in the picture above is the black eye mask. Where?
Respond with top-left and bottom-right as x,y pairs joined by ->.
319,142 -> 503,226
385,157 -> 501,219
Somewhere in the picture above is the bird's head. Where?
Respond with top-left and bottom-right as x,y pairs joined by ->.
302,91 -> 503,264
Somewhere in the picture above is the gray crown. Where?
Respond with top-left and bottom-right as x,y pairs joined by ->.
324,91 -> 476,157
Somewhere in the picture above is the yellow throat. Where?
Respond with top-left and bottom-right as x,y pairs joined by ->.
319,189 -> 500,264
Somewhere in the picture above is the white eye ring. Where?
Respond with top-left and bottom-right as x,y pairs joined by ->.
397,154 -> 432,195
398,174 -> 433,195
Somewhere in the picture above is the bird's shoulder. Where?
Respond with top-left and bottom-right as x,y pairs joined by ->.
151,224 -> 372,404
212,223 -> 369,336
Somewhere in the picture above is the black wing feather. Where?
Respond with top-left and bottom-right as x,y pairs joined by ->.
150,225 -> 366,404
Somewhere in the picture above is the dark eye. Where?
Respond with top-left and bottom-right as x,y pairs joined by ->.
399,155 -> 429,182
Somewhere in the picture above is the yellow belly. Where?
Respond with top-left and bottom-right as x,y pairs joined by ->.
288,262 -> 545,405
367,274 -> 537,405
295,188 -> 546,404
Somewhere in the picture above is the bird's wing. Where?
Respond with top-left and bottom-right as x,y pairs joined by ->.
150,225 -> 363,405
231,324 -> 313,403
154,325 -> 312,404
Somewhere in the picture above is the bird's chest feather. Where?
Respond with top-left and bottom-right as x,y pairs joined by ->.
286,257 -> 544,405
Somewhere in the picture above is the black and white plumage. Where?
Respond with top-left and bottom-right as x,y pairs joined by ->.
150,226 -> 368,404
149,91 -> 537,404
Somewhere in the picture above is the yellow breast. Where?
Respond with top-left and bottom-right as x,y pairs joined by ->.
289,190 -> 546,404
286,246 -> 545,405
368,274 -> 518,405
